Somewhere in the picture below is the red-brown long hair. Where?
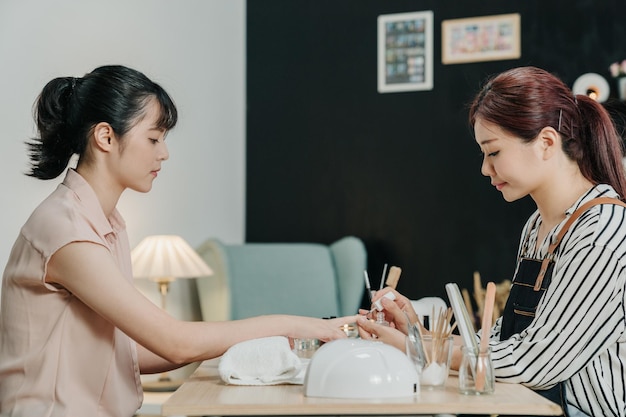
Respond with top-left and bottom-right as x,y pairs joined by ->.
468,66 -> 626,199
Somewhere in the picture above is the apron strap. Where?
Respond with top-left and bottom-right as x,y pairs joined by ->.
534,197 -> 626,291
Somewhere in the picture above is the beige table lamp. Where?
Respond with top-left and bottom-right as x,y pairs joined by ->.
131,234 -> 213,391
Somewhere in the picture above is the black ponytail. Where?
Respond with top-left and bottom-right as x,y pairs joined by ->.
27,77 -> 81,179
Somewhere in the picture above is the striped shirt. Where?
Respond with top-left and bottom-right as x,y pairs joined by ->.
488,184 -> 626,417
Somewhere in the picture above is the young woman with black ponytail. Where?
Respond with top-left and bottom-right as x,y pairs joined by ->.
0,65 -> 356,417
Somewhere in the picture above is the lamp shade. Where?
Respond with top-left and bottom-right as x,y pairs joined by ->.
131,235 -> 213,282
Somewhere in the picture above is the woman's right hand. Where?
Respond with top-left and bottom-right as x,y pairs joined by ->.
289,315 -> 360,343
367,287 -> 419,332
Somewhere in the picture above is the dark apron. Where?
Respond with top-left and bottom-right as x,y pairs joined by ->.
500,257 -> 568,416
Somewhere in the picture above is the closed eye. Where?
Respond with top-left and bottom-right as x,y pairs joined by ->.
479,150 -> 499,158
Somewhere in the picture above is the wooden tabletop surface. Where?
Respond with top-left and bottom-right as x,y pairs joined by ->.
162,359 -> 563,416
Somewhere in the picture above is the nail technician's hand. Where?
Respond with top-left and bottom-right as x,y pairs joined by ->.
356,316 -> 406,352
377,297 -> 412,335
371,287 -> 419,326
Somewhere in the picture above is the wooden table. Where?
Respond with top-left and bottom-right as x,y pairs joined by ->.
162,360 -> 562,416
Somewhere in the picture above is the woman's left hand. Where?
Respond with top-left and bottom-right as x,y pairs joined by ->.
356,315 -> 407,352
359,293 -> 414,335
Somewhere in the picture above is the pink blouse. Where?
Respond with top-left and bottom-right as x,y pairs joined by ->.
0,169 -> 143,417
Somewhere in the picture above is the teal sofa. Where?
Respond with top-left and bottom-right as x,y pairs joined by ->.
195,236 -> 367,320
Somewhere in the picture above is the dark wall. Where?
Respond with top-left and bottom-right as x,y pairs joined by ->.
245,0 -> 626,309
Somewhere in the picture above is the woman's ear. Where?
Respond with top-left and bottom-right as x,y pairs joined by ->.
92,122 -> 114,151
537,126 -> 559,159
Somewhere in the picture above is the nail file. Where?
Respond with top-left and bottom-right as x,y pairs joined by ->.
385,266 -> 402,289
445,283 -> 479,352
475,282 -> 496,391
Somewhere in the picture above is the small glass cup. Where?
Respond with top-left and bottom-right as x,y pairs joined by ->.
418,335 -> 453,389
405,334 -> 423,378
458,346 -> 495,395
292,338 -> 320,359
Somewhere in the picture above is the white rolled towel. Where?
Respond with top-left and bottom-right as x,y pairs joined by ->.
218,336 -> 306,385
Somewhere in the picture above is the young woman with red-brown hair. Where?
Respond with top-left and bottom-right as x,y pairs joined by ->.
359,67 -> 626,417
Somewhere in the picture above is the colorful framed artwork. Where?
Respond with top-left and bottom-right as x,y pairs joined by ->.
377,10 -> 434,93
442,13 -> 521,65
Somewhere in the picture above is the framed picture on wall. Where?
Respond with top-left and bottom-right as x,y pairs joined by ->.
377,10 -> 434,93
442,13 -> 521,65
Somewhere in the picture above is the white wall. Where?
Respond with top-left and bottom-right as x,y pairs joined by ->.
0,0 -> 245,327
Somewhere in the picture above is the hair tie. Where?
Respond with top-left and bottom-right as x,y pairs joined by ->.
66,77 -> 79,104
66,77 -> 76,100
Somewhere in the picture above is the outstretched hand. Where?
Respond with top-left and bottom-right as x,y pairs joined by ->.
312,315 -> 361,342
